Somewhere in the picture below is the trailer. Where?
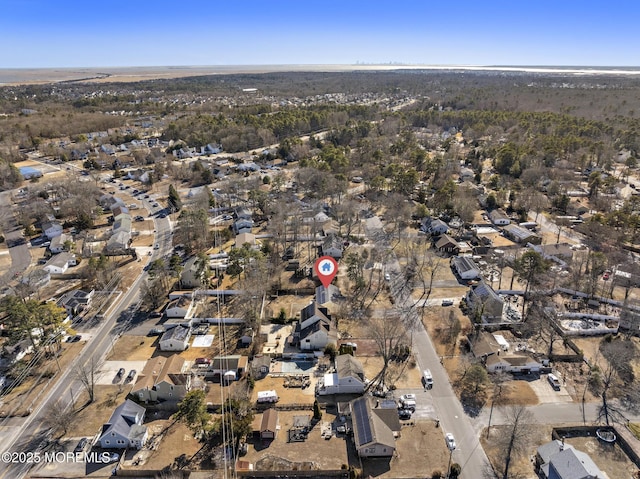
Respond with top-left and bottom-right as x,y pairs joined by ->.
257,390 -> 279,404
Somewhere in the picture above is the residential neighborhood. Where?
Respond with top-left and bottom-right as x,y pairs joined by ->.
0,64 -> 640,479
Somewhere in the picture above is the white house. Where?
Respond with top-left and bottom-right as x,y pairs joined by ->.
317,354 -> 365,395
43,252 -> 76,275
321,234 -> 343,259
166,296 -> 194,319
42,220 -> 63,240
451,256 -> 481,281
98,400 -> 147,450
489,209 -> 511,226
485,354 -> 543,374
180,256 -> 205,288
49,233 -> 69,254
159,325 -> 191,351
293,302 -> 337,351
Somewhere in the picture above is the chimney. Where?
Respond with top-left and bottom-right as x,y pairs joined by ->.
560,438 -> 565,451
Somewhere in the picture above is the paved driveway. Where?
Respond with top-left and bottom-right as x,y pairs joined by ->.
527,375 -> 573,404
96,361 -> 148,385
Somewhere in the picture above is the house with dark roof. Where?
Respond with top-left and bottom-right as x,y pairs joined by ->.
57,289 -> 93,316
315,284 -> 340,308
429,219 -> 449,235
256,408 -> 279,440
503,224 -> 541,245
465,281 -> 504,322
317,354 -> 365,395
131,355 -> 191,403
159,325 -> 191,351
293,302 -> 337,351
435,234 -> 460,255
349,396 -> 399,458
98,399 -> 147,449
451,256 -> 481,280
535,440 -> 605,479
209,355 -> 248,381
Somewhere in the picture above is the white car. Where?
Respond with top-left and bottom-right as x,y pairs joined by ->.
445,433 -> 456,451
384,273 -> 391,281
400,394 -> 416,402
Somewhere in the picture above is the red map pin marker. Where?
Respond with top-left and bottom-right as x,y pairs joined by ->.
314,256 -> 338,288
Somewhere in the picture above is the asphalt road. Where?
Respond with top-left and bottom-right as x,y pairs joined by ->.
0,196 -> 173,479
364,217 -> 494,479
0,191 -> 31,287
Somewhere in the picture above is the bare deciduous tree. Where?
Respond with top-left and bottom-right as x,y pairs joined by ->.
496,406 -> 535,479
75,356 -> 100,404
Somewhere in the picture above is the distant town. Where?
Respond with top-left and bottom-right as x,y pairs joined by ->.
0,68 -> 639,479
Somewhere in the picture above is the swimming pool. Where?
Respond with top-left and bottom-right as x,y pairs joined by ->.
279,360 -> 316,374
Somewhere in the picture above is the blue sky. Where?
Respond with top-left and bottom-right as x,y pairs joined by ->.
1,0 -> 638,68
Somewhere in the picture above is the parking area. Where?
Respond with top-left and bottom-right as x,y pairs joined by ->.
527,374 -> 573,404
96,360 -> 148,385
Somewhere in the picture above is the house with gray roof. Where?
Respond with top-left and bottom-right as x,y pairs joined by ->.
316,354 -> 365,395
451,256 -> 481,280
489,209 -> 511,226
315,284 -> 340,308
349,396 -> 399,458
535,440 -> 605,479
98,399 -> 147,450
159,325 -> 191,351
503,224 -> 541,245
465,280 -> 504,322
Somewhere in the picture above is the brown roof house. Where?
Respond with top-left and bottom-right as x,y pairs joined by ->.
253,408 -> 279,440
131,355 -> 191,403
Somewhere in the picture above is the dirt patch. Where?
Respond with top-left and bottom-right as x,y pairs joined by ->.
65,385 -> 133,438
243,410 -> 349,471
565,435 -> 638,479
107,335 -> 158,361
359,356 -> 422,390
124,419 -> 203,472
499,380 -> 539,406
250,374 -> 316,406
362,421 -> 450,478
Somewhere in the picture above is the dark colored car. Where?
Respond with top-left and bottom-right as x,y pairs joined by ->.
74,437 -> 88,453
398,409 -> 412,420
116,368 -> 125,379
126,370 -> 136,382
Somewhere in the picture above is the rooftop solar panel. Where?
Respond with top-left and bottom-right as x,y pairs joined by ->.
353,398 -> 372,446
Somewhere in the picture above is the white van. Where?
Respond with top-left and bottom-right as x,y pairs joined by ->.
423,369 -> 433,388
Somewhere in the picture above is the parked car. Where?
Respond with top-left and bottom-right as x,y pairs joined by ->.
441,299 -> 454,306
548,373 -> 562,391
195,357 -> 211,365
126,370 -> 136,382
445,433 -> 456,451
74,437 -> 88,453
399,394 -> 416,402
116,368 -> 125,379
398,409 -> 412,420
148,327 -> 165,336
154,243 -> 160,250
384,273 -> 391,281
